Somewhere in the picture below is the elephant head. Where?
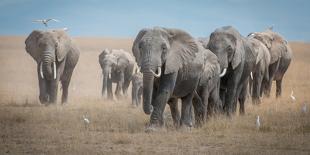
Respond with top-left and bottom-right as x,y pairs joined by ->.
248,30 -> 284,64
207,26 -> 244,77
25,29 -> 71,103
132,27 -> 198,114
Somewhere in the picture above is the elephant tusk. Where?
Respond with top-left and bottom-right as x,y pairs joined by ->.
219,68 -> 227,77
150,67 -> 161,78
40,62 -> 44,79
108,73 -> 111,79
250,72 -> 253,80
53,62 -> 57,80
137,67 -> 141,73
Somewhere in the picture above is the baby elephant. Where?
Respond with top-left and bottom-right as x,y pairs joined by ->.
99,49 -> 135,100
131,69 -> 143,107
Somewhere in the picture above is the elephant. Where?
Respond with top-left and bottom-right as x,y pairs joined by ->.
98,49 -> 135,100
131,69 -> 143,107
132,27 -> 207,129
192,47 -> 222,126
207,26 -> 256,115
25,29 -> 80,104
249,29 -> 292,98
247,35 -> 271,104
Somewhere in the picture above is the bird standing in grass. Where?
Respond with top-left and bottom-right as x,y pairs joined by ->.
256,115 -> 260,130
82,115 -> 90,128
32,18 -> 60,27
290,90 -> 296,102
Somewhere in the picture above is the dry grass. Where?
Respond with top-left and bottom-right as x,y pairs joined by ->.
0,36 -> 309,154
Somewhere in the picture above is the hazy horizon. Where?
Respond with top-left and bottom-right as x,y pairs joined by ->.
0,0 -> 309,41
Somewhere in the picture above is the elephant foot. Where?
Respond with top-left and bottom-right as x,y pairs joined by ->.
145,123 -> 165,133
178,125 -> 193,132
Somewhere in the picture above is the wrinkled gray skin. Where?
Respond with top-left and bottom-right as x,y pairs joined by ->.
131,70 -> 143,107
99,49 -> 135,100
247,35 -> 271,104
250,30 -> 292,98
192,48 -> 222,126
25,29 -> 80,104
132,27 -> 205,128
207,26 -> 256,115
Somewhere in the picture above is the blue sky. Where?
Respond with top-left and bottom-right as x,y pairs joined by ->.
0,0 -> 309,41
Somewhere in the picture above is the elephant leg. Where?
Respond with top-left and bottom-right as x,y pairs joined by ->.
37,66 -> 49,104
264,61 -> 279,97
223,72 -> 240,116
107,78 -> 113,100
61,68 -> 74,104
252,71 -> 263,105
168,98 -> 180,127
115,72 -> 125,98
48,79 -> 58,104
192,90 -> 204,127
123,78 -> 131,97
180,92 -> 195,127
138,88 -> 142,105
131,85 -> 137,106
150,73 -> 177,127
239,82 -> 248,115
276,78 -> 282,98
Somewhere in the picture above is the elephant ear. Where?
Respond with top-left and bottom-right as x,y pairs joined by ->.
231,37 -> 244,69
269,41 -> 285,64
25,30 -> 44,63
99,49 -> 110,67
132,29 -> 150,66
161,28 -> 199,74
54,30 -> 71,62
200,49 -> 220,84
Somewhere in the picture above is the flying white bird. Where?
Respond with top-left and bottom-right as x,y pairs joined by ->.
256,115 -> 260,130
302,103 -> 307,114
32,18 -> 60,27
82,115 -> 90,124
290,91 -> 296,102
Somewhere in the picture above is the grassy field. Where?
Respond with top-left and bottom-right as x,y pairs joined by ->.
0,36 -> 309,154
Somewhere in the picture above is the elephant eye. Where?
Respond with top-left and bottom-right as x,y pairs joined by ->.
226,45 -> 233,52
161,44 -> 167,51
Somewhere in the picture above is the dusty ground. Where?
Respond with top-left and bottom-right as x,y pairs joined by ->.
0,36 -> 309,154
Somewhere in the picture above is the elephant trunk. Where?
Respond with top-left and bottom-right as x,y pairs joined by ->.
102,71 -> 108,97
42,50 -> 56,80
142,70 -> 154,115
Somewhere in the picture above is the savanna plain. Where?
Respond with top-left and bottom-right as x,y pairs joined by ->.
0,36 -> 309,154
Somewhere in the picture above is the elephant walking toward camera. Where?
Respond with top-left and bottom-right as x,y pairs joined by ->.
192,48 -> 222,126
249,29 -> 292,98
99,49 -> 135,100
132,27 -> 206,129
247,35 -> 271,104
25,29 -> 80,104
207,26 -> 256,115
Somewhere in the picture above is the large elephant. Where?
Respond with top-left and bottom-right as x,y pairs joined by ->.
98,49 -> 135,100
132,27 -> 206,128
192,47 -> 222,126
249,29 -> 292,98
207,26 -> 256,115
247,35 -> 271,104
131,69 -> 143,107
25,29 -> 80,104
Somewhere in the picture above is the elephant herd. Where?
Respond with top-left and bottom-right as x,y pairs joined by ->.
25,26 -> 292,129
